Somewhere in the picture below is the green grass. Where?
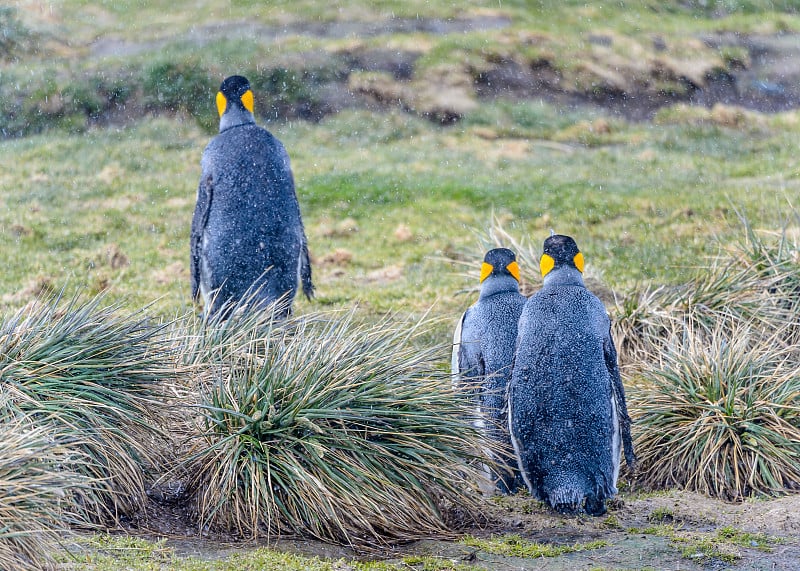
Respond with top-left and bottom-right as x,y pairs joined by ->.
60,534 -> 488,571
628,523 -> 779,564
459,534 -> 610,558
1,104 -> 798,326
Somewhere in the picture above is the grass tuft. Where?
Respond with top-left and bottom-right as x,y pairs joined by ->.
613,209 -> 800,369
180,307 -> 488,545
0,415 -> 89,571
459,534 -> 610,558
0,292 -> 176,523
630,323 -> 800,500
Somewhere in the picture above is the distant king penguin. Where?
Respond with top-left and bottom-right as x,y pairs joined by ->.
452,248 -> 527,493
190,75 -> 314,319
508,234 -> 635,515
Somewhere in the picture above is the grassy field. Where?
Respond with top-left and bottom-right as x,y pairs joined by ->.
1,101 -> 798,326
2,1 -> 800,569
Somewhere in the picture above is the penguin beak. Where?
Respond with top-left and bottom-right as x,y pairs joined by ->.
506,261 -> 521,282
216,92 -> 227,117
540,254 -> 555,277
241,89 -> 255,114
573,252 -> 585,273
479,262 -> 493,283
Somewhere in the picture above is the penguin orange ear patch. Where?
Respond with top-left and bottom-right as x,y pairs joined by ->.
241,89 -> 255,114
540,254 -> 555,277
480,262 -> 493,283
216,92 -> 227,117
506,261 -> 521,282
574,252 -> 585,273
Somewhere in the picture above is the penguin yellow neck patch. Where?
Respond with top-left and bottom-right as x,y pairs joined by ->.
574,252 -> 585,273
241,89 -> 255,114
506,261 -> 521,282
479,262 -> 493,283
540,254 -> 555,277
216,92 -> 227,117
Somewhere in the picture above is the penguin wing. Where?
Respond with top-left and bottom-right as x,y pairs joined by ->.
451,307 -> 484,393
451,311 -> 466,388
190,172 -> 213,301
299,234 -> 314,300
272,137 -> 314,301
604,324 -> 637,471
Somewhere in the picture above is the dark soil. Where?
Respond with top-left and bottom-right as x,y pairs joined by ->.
122,490 -> 800,569
474,32 -> 800,120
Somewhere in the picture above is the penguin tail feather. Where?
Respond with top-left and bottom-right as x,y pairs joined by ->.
547,487 -> 584,515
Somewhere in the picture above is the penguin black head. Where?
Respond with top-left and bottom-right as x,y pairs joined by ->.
480,248 -> 521,283
216,75 -> 255,118
540,234 -> 584,277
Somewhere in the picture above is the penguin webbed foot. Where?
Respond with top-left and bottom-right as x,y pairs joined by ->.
553,501 -> 582,516
584,495 -> 608,517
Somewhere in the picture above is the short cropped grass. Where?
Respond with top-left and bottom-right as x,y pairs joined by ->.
459,534 -> 610,558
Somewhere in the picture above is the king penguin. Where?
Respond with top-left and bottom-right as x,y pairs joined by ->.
190,75 -> 314,319
452,248 -> 527,493
508,234 -> 635,515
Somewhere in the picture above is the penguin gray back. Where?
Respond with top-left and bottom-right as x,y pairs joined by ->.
453,248 -> 527,493
190,75 -> 313,319
509,234 -> 634,515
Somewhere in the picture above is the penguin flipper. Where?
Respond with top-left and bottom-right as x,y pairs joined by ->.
451,307 -> 484,392
604,328 -> 637,472
299,236 -> 314,300
451,311 -> 465,388
190,173 -> 213,301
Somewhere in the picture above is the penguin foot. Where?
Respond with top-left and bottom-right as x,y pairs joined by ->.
553,502 -> 582,516
584,496 -> 607,517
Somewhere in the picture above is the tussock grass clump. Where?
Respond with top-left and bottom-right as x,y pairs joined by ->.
630,324 -> 800,500
0,416 -> 87,571
0,293 -> 175,523
613,214 -> 800,368
181,308 -> 488,545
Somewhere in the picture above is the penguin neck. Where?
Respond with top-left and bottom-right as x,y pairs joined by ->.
219,107 -> 256,133
479,275 -> 520,299
542,266 -> 585,288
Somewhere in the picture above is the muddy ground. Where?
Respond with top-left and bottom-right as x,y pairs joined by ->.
111,489 -> 800,570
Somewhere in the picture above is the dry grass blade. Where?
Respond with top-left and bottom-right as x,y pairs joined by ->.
0,292 -> 176,524
180,307 -> 489,545
613,209 -> 800,370
0,413 -> 90,571
630,321 -> 800,500
446,214 -> 541,296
